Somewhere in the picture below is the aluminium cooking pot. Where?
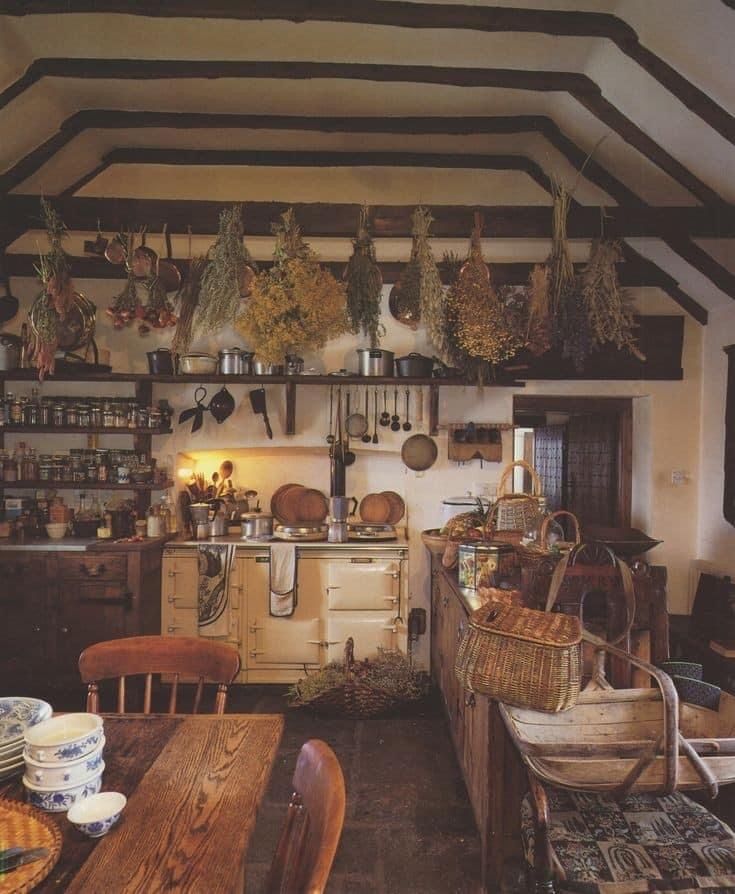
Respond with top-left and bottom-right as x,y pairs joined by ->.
241,512 -> 274,540
395,352 -> 434,378
357,348 -> 394,377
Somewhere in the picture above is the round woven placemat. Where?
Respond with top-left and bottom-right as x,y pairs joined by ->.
0,799 -> 62,893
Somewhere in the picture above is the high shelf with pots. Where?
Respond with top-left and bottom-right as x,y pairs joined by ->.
0,369 -> 523,437
0,371 -> 173,517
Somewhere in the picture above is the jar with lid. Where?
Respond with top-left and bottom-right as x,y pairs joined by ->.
1,452 -> 15,482
22,448 -> 38,481
146,506 -> 162,538
102,403 -> 115,427
89,401 -> 102,427
127,402 -> 139,429
65,404 -> 79,426
39,459 -> 53,481
77,404 -> 91,427
52,404 -> 66,426
114,404 -> 127,428
148,408 -> 162,429
9,397 -> 22,424
39,399 -> 50,426
22,401 -> 38,426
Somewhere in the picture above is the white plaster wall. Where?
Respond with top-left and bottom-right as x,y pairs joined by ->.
4,270 -> 703,666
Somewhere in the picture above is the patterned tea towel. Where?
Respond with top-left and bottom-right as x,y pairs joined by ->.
270,542 -> 297,617
197,543 -> 235,637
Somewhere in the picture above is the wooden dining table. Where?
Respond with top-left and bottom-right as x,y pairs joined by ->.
0,713 -> 284,893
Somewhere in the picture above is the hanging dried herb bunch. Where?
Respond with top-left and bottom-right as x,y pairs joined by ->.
412,207 -> 448,360
236,209 -> 349,364
446,224 -> 524,367
581,239 -> 645,360
171,255 -> 208,357
388,206 -> 439,331
108,233 -> 142,329
547,179 -> 576,320
526,263 -> 553,356
196,205 -> 255,334
30,198 -> 76,378
344,205 -> 384,347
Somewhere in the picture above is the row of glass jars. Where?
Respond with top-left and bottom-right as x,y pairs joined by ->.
1,447 -> 158,485
0,394 -> 171,430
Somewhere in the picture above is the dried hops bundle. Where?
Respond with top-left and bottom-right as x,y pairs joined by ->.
171,255 -> 208,357
581,239 -> 644,360
344,206 -> 384,347
446,228 -> 524,366
196,205 -> 254,334
237,209 -> 349,364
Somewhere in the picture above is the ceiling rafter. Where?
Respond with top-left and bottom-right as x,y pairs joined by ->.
0,59 -> 723,206
1,1 -> 733,145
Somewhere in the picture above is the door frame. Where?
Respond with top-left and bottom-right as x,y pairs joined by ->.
513,396 -> 633,527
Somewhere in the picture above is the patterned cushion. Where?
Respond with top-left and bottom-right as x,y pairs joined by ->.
521,786 -> 735,893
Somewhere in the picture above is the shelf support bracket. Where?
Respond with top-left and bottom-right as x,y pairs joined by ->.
285,381 -> 296,436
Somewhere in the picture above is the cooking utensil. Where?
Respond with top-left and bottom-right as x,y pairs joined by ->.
252,360 -> 284,375
273,524 -> 328,542
361,389 -> 372,443
359,493 -> 391,524
347,523 -> 398,541
249,387 -> 273,438
390,387 -> 401,431
381,491 -> 406,524
146,348 -> 174,374
345,389 -> 368,439
178,353 -> 217,375
401,433 -> 438,471
356,347 -> 394,377
0,332 -> 21,370
104,236 -> 126,265
395,352 -> 434,378
402,389 -> 412,431
209,386 -> 235,424
0,268 -> 19,324
240,512 -> 273,539
0,846 -> 49,873
157,225 -> 182,294
372,388 -> 379,444
416,386 -> 425,430
218,348 -> 243,375
380,389 -> 390,426
327,385 -> 335,444
343,391 -> 356,466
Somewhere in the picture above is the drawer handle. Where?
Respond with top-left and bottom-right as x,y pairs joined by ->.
80,563 -> 106,578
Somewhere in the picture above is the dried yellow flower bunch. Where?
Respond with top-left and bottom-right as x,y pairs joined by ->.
237,209 -> 349,363
446,226 -> 524,365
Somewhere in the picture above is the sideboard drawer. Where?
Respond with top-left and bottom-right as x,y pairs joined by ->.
57,554 -> 127,582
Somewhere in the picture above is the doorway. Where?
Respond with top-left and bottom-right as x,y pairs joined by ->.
513,396 -> 633,528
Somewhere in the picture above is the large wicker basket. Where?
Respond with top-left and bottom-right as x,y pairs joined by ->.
489,460 -> 545,544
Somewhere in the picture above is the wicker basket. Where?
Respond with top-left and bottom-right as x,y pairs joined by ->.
515,510 -> 582,569
290,638 -> 425,718
489,460 -> 545,544
455,600 -> 581,712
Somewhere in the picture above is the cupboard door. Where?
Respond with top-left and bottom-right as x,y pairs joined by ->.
462,689 -> 490,833
0,553 -> 48,691
161,552 -> 199,612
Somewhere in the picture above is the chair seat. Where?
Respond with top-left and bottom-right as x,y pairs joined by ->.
521,786 -> 735,893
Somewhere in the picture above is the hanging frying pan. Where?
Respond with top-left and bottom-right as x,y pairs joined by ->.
401,434 -> 438,472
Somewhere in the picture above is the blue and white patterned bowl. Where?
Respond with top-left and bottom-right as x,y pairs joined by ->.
24,713 -> 103,764
67,791 -> 126,838
24,738 -> 105,787
23,768 -> 103,813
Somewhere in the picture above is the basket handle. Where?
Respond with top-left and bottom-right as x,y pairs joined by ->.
343,637 -> 355,678
544,547 -> 636,645
539,510 -> 581,546
496,460 -> 543,498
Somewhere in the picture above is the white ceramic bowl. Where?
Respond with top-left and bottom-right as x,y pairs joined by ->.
67,791 -> 126,838
45,522 -> 68,540
23,768 -> 103,813
24,713 -> 104,764
24,738 -> 105,787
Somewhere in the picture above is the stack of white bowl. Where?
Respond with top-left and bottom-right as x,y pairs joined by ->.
23,713 -> 105,812
0,697 -> 52,781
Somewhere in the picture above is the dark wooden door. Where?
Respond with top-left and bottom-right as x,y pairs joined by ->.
564,413 -> 619,527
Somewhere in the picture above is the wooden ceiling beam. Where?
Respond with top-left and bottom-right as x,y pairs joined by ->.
4,196 -> 733,240
2,2 -> 733,146
0,59 -> 723,205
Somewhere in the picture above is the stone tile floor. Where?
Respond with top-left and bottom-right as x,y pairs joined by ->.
230,685 -> 527,894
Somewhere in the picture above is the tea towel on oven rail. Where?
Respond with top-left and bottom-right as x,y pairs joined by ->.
197,543 -> 235,637
270,542 -> 297,617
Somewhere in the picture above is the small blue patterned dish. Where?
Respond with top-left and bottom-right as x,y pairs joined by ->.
67,791 -> 126,837
657,660 -> 704,681
671,675 -> 721,710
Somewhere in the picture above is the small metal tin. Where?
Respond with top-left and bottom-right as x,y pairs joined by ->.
218,348 -> 243,375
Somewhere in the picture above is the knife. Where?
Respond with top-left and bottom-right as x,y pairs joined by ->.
249,387 -> 273,439
0,846 -> 49,872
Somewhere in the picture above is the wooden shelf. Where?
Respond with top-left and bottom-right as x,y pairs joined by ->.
0,426 -> 172,435
5,480 -> 174,491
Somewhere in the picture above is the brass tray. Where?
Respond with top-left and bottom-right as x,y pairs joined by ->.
0,799 -> 62,893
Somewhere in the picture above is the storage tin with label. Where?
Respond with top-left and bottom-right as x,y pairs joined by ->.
458,541 -> 516,592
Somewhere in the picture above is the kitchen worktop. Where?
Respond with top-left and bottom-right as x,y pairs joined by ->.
0,535 -> 171,552
170,532 -> 409,549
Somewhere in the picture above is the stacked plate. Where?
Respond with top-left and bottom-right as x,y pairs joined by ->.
0,697 -> 52,781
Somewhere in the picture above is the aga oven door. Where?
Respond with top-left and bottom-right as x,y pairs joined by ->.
325,558 -> 401,612
325,611 -> 398,663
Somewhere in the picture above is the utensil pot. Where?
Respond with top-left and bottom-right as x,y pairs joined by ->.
357,348 -> 394,377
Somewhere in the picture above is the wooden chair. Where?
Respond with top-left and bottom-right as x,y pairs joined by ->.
265,739 -> 346,894
78,635 -> 241,714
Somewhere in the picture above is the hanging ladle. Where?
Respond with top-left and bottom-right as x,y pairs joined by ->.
372,388 -> 379,444
326,385 -> 335,445
343,390 -> 356,466
361,388 -> 372,443
390,387 -> 401,432
380,389 -> 390,427
402,389 -> 412,432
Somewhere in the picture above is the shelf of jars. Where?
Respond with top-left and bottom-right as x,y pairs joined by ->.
4,480 -> 174,491
0,426 -> 172,435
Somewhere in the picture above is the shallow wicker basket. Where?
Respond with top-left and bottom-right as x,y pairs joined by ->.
515,510 -> 581,569
420,528 -> 449,556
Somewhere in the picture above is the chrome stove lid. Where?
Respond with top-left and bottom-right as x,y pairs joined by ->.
347,523 -> 397,541
273,524 -> 328,542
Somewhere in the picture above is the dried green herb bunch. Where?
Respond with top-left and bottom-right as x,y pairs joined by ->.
446,227 -> 524,366
172,255 -> 208,356
411,207 -> 449,361
237,209 -> 349,363
196,205 -> 254,333
581,239 -> 645,360
344,206 -> 384,347
547,180 -> 575,319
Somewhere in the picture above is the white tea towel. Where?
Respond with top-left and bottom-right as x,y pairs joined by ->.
198,543 -> 235,637
270,542 -> 297,617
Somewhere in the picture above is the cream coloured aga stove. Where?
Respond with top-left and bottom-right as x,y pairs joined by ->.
161,541 -> 408,683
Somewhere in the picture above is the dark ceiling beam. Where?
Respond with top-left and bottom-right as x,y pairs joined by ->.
619,242 -> 707,324
0,59 -> 723,206
0,253 -> 701,292
2,2 -> 733,146
5,196 -> 734,240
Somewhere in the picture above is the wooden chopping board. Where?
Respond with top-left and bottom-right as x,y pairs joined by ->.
381,491 -> 405,525
272,483 -> 305,524
359,493 -> 391,524
296,488 -> 328,524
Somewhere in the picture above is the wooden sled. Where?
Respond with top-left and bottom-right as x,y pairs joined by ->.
499,632 -> 735,798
